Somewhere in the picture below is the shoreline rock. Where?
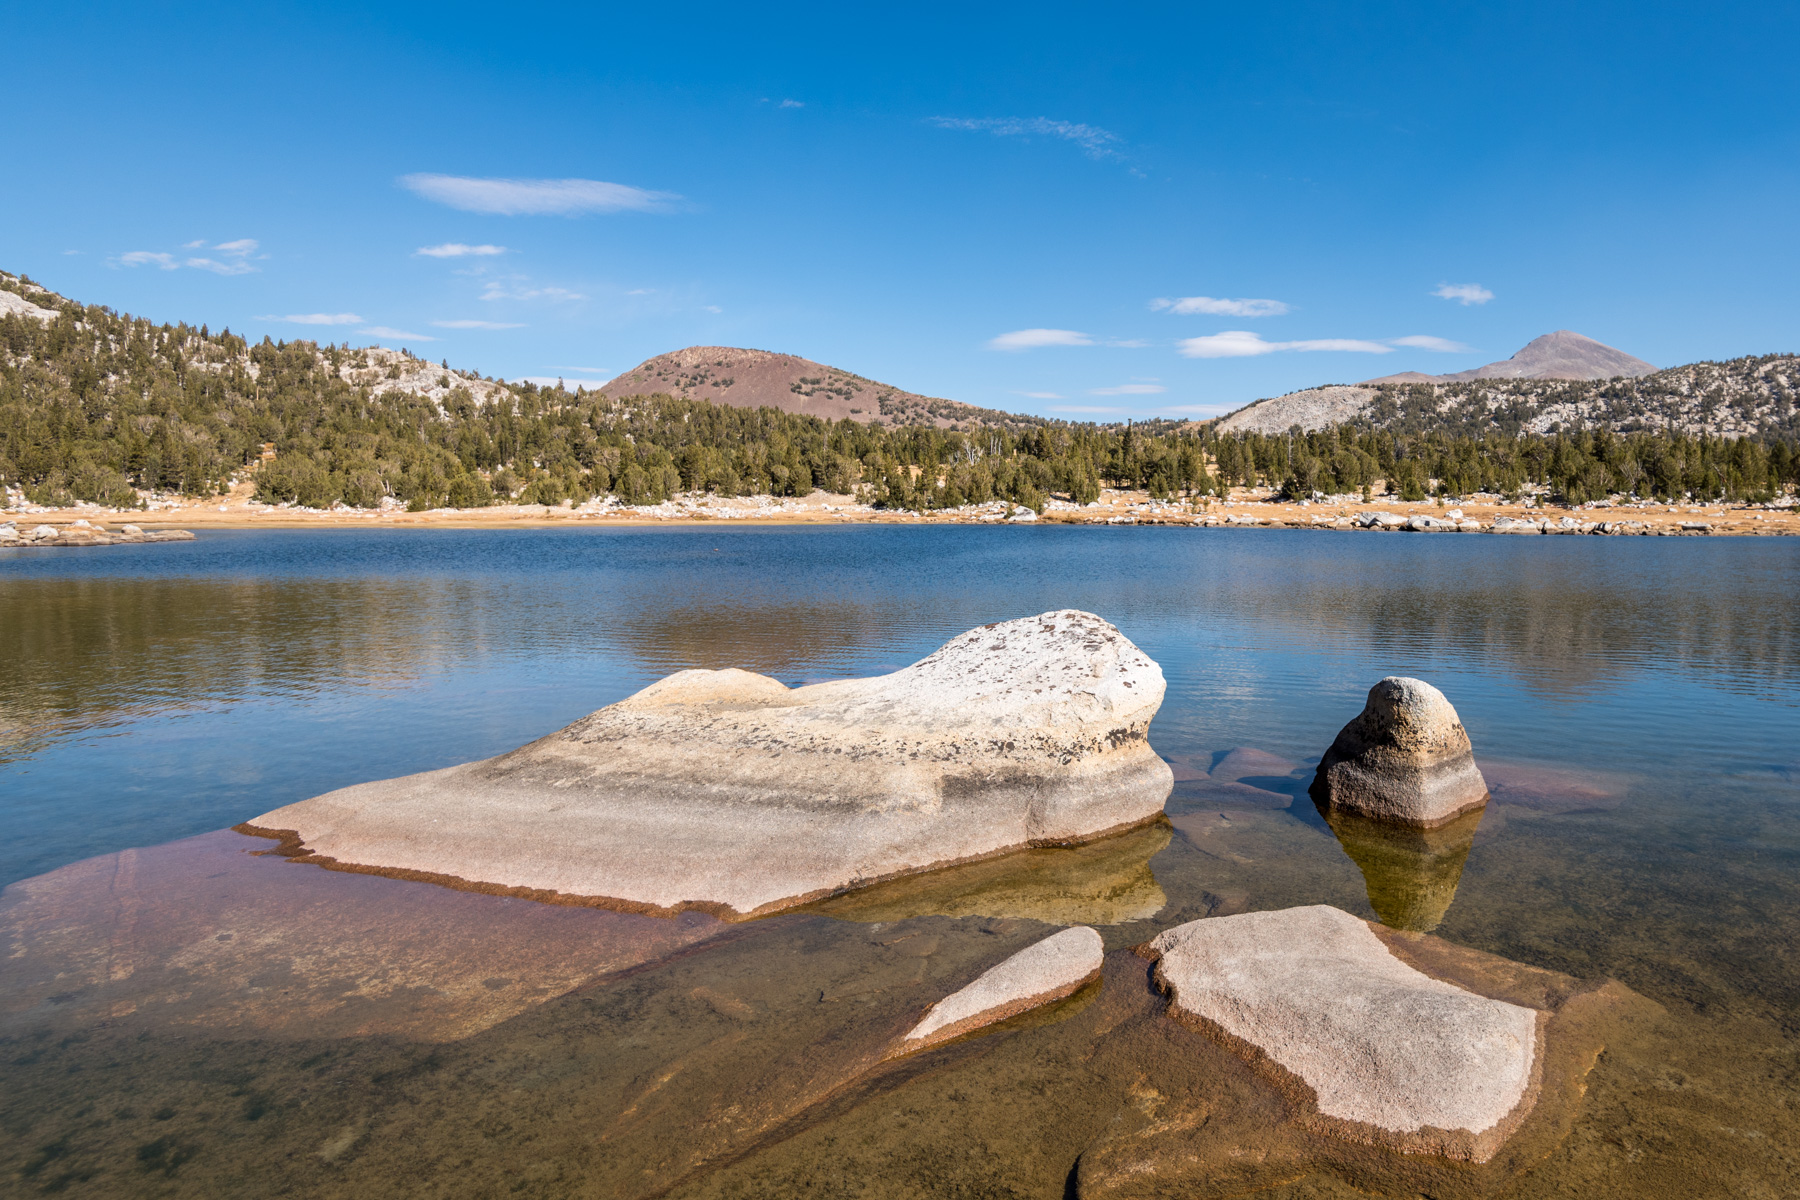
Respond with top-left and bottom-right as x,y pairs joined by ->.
1143,905 -> 1539,1162
892,926 -> 1104,1055
244,610 -> 1174,918
0,519 -> 195,548
1313,677 -> 1488,826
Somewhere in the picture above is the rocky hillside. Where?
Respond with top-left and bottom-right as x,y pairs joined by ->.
1219,342 -> 1797,441
1365,331 -> 1656,385
598,346 -> 1043,431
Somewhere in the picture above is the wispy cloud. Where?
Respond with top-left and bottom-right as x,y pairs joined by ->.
1432,282 -> 1494,305
1151,295 -> 1290,317
988,328 -> 1094,351
1090,383 -> 1166,395
1389,334 -> 1472,352
116,239 -> 261,275
359,326 -> 438,342
1015,390 -> 1065,399
1050,405 -> 1123,414
1177,331 -> 1393,358
401,174 -> 679,216
779,99 -> 804,108
517,375 -> 608,389
416,243 -> 507,258
431,318 -> 525,329
479,278 -> 586,302
261,313 -> 364,325
930,117 -> 1123,161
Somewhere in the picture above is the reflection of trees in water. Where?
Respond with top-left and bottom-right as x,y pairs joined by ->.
0,578 -> 500,760
600,602 -> 949,680
1194,544 -> 1798,699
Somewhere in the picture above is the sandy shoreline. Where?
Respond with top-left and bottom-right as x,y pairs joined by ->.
5,485 -> 1797,538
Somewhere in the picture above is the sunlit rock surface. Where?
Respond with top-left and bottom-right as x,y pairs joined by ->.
1324,804 -> 1484,931
1314,677 -> 1489,825
1145,905 -> 1539,1161
895,926 -> 1104,1054
246,610 -> 1173,918
0,831 -> 723,1041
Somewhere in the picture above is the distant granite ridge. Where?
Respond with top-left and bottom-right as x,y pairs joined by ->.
1216,332 -> 1796,440
1364,331 -> 1657,385
597,345 -> 1046,431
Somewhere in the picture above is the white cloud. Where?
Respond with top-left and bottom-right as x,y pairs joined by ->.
1090,383 -> 1166,395
517,375 -> 607,389
1151,296 -> 1290,317
930,116 -> 1123,161
416,243 -> 507,258
780,99 -> 804,108
1015,391 -> 1065,399
261,313 -> 364,325
401,173 -> 679,216
185,257 -> 256,276
116,239 -> 260,275
1158,403 -> 1233,415
1177,331 -> 1393,358
1389,334 -> 1472,352
703,305 -> 722,313
1050,405 -> 1123,414
987,328 -> 1094,351
1433,282 -> 1494,305
359,326 -> 438,342
479,278 -> 586,302
431,318 -> 525,329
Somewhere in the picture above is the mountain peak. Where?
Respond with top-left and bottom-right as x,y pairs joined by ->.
1364,331 -> 1656,385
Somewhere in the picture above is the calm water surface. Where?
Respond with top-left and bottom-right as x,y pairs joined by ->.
2,527 -> 1796,1197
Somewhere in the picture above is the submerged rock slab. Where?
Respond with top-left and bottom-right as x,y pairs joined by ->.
1315,677 -> 1488,825
896,926 -> 1104,1054
1145,905 -> 1539,1161
246,610 -> 1173,918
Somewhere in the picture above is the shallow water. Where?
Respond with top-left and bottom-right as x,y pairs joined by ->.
2,527 -> 1797,1197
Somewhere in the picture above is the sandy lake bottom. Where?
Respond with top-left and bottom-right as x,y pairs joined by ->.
3,526 -> 1796,1197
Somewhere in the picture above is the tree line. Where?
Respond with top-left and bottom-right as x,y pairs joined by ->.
2,284 -> 1796,513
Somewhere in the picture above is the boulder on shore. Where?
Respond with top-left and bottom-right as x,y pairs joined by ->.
1312,677 -> 1488,825
893,926 -> 1103,1055
245,610 -> 1174,918
1144,905 -> 1539,1162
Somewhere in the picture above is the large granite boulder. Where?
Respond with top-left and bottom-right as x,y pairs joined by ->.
245,610 -> 1173,918
894,926 -> 1104,1055
1144,905 -> 1539,1161
1313,677 -> 1488,825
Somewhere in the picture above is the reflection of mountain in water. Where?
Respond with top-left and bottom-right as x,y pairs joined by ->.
803,822 -> 1170,926
1322,804 -> 1483,932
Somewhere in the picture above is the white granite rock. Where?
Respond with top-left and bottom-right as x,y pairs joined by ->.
1314,677 -> 1488,825
1146,905 -> 1539,1160
897,926 -> 1103,1053
247,610 -> 1173,917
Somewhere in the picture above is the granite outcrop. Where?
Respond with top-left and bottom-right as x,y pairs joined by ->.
245,610 -> 1174,917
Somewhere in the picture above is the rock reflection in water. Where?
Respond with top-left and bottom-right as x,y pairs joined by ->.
0,829 -> 725,1042
802,821 -> 1170,926
1323,803 -> 1484,932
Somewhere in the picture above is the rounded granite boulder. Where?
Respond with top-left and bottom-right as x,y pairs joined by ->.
1313,677 -> 1488,826
244,610 -> 1174,918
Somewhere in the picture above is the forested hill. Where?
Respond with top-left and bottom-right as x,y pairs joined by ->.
2,270 -> 1796,512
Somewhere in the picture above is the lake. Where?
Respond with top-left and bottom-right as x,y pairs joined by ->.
2,526 -> 1796,1197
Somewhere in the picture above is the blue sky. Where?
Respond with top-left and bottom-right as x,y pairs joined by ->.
3,1 -> 1796,419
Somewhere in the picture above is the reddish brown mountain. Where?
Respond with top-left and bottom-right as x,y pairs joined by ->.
595,346 -> 1042,430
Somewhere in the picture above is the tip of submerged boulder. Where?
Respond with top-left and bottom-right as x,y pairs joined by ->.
1313,677 -> 1488,827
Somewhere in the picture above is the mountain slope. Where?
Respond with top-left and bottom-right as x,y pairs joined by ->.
1217,354 -> 1798,439
598,346 -> 1043,430
1364,331 -> 1656,385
